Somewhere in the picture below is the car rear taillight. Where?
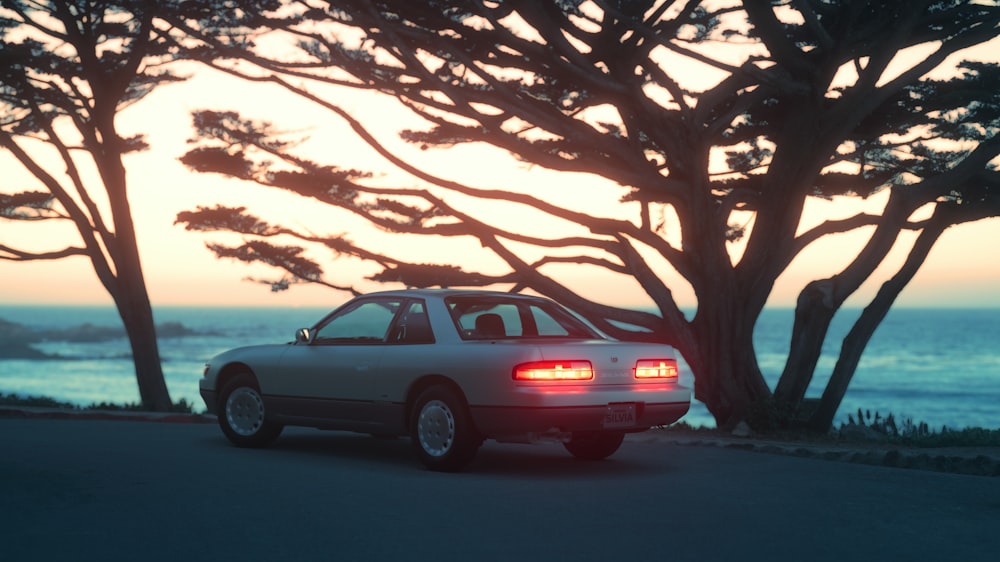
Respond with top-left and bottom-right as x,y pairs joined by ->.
634,359 -> 679,381
513,361 -> 594,381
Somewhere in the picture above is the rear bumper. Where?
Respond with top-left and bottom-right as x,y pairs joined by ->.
469,400 -> 690,436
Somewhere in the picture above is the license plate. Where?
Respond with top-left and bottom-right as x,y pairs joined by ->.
604,403 -> 637,429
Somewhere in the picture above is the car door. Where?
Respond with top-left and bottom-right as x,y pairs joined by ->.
272,297 -> 404,424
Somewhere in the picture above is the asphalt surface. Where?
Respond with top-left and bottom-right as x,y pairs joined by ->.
5,405 -> 999,475
2,414 -> 998,561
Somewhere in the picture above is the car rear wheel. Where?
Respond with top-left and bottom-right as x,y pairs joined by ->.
218,373 -> 282,448
563,431 -> 625,460
411,386 -> 481,472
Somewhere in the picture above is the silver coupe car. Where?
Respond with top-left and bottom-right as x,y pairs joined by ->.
200,289 -> 690,471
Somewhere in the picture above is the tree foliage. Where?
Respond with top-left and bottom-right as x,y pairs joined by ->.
171,0 -> 1000,429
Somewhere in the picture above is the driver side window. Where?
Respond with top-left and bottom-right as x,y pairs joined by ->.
313,299 -> 402,343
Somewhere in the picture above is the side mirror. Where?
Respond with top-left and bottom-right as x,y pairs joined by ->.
295,328 -> 311,343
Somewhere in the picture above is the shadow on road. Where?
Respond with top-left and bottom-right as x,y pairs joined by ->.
228,428 -> 676,478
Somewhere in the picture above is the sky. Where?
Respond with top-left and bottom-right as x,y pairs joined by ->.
1,32 -> 999,311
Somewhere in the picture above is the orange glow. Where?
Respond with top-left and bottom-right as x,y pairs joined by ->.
3,57 -> 999,309
634,359 -> 679,381
513,361 -> 594,381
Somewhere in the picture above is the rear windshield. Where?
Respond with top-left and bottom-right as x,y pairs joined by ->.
446,296 -> 600,340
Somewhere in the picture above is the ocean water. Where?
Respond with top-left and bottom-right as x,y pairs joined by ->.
0,305 -> 997,430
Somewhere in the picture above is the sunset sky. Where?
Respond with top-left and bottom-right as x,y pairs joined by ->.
2,32 -> 998,312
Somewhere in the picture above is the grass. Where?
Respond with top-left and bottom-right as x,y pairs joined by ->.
842,408 -> 1000,448
663,408 -> 1000,449
0,392 -> 198,414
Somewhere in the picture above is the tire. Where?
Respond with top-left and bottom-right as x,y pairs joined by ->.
217,373 -> 282,448
563,431 -> 625,461
410,385 -> 481,472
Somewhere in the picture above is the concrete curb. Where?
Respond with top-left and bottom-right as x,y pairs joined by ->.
629,430 -> 1000,477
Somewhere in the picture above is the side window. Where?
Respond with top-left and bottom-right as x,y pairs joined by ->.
454,303 -> 523,339
530,305 -> 571,337
391,301 -> 435,344
446,295 -> 599,340
313,299 -> 402,343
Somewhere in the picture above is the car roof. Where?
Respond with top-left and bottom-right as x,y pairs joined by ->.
361,288 -> 546,301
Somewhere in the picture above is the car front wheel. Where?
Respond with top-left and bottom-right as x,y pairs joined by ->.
563,431 -> 625,460
410,386 -> 481,472
218,374 -> 282,448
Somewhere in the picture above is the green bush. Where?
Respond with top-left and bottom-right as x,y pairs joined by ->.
660,407 -> 1000,449
841,408 -> 1000,447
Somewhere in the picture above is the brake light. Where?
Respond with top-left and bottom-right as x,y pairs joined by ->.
514,361 -> 594,381
635,359 -> 678,381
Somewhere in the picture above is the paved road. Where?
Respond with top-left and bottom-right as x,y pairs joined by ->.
1,418 -> 997,561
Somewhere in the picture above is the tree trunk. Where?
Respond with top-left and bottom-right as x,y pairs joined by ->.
773,279 -> 839,405
772,190 -> 919,428
96,111 -> 173,411
107,207 -> 173,411
112,276 -> 172,411
809,301 -> 888,432
690,304 -> 770,430
810,218 -> 947,430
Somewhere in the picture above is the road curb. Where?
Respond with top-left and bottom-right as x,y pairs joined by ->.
630,431 -> 1000,477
